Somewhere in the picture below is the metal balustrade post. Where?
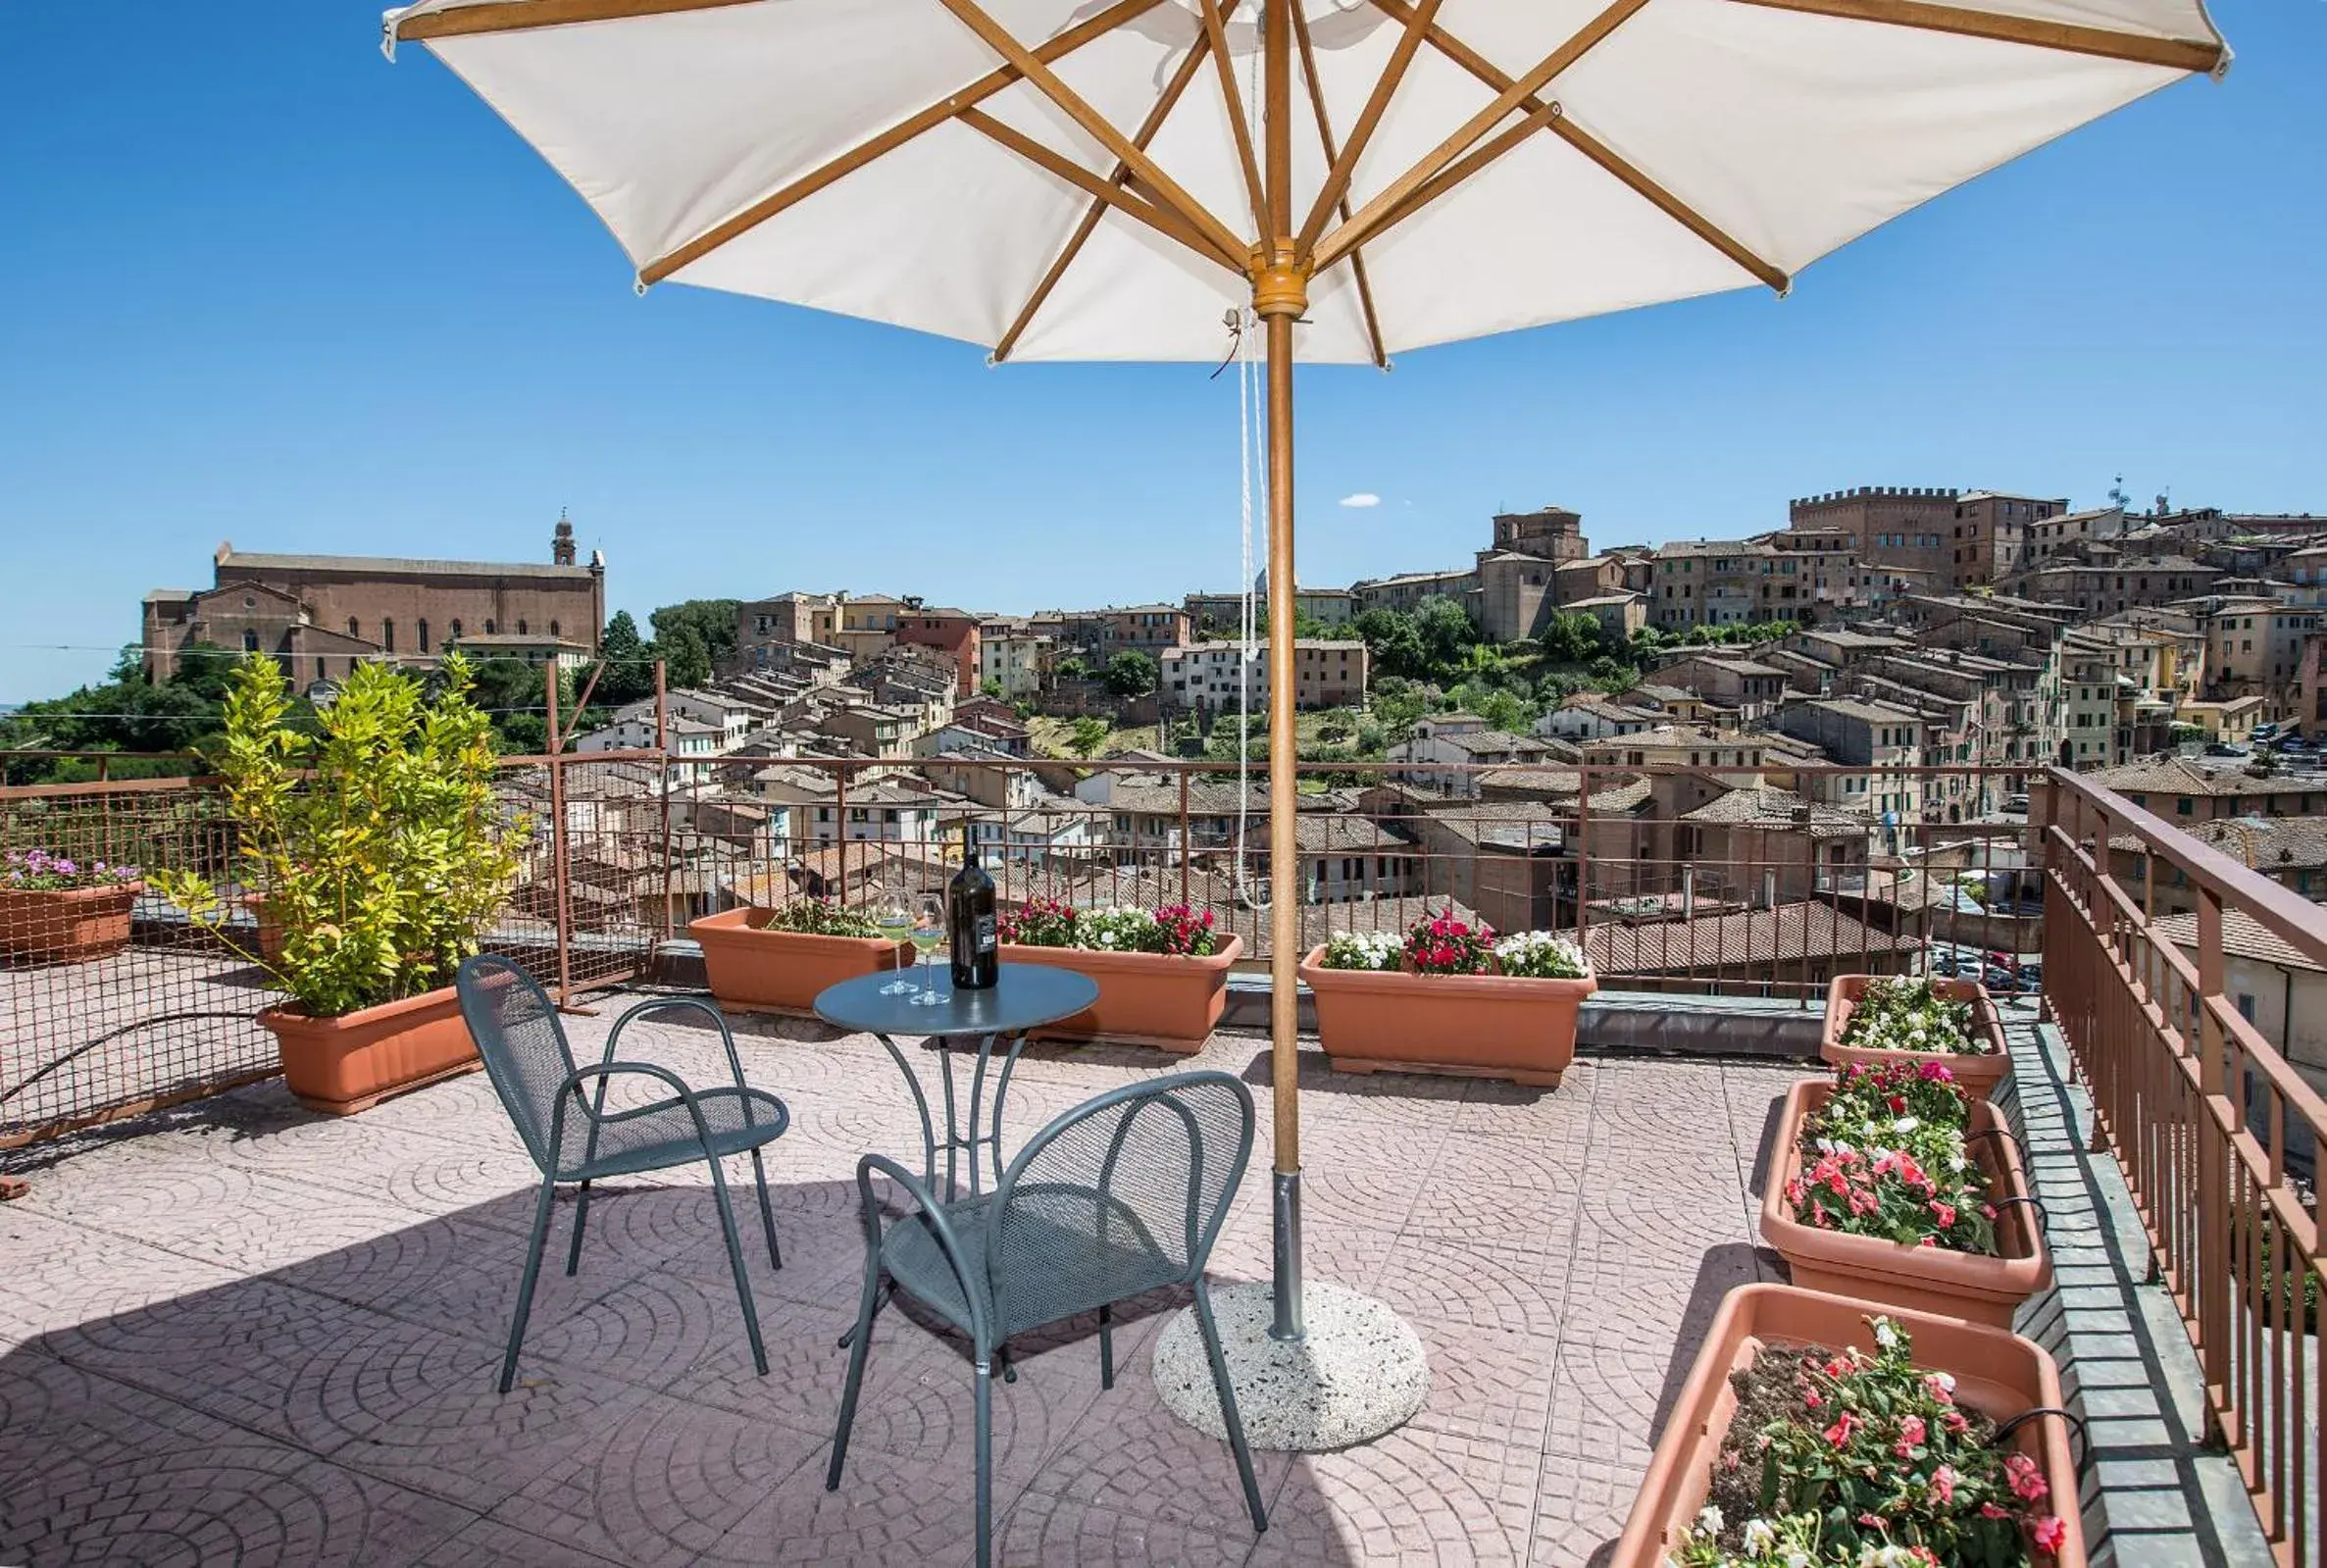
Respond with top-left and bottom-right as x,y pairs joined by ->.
2197,885 -> 2233,1428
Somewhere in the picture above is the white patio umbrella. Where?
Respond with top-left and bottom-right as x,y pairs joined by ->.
382,0 -> 2226,1411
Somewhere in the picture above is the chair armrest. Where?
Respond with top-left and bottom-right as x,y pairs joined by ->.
551,1060 -> 718,1172
603,995 -> 749,1088
855,1152 -> 991,1349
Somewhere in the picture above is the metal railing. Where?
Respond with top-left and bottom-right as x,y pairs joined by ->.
2046,768 -> 2326,1566
4,749 -> 2036,1147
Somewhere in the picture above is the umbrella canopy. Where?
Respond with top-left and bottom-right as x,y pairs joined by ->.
384,0 -> 2227,1344
385,0 -> 2226,365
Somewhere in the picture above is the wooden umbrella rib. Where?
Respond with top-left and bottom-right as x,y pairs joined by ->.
1198,0 -> 1269,239
392,0 -> 758,42
1293,0 -> 1442,259
1550,118 -> 1790,292
1721,0 -> 2225,74
936,0 -> 1249,268
1365,97 -> 1565,245
992,28 -> 1217,363
1366,0 -> 1787,293
1289,1 -> 1388,369
639,0 -> 1167,286
1311,0 -> 1653,277
959,109 -> 1244,274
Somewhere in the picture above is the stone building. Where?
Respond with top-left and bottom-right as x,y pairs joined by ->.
143,519 -> 604,683
1789,485 -> 1961,582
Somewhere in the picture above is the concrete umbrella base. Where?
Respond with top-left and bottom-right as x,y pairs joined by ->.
1153,1281 -> 1430,1452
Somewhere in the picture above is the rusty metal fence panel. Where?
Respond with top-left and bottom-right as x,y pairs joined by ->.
0,776 -> 278,1148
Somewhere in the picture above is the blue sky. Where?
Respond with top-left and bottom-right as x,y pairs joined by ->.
2,2 -> 2319,701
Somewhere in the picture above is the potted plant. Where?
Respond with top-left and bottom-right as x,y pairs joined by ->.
1614,1285 -> 2082,1567
1760,1060 -> 2050,1328
691,896 -> 915,1015
1824,974 -> 2010,1096
0,850 -> 143,964
1296,913 -> 1595,1087
151,653 -> 523,1115
993,898 -> 1242,1052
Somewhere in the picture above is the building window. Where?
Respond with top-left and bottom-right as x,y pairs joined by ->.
417,619 -> 430,653
484,620 -> 496,634
450,619 -> 463,639
381,619 -> 396,653
316,657 -> 328,681
518,620 -> 529,635
242,630 -> 260,652
549,620 -> 560,638
347,617 -> 360,637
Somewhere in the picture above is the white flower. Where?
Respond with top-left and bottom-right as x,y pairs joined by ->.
1784,1552 -> 1811,1568
1873,1319 -> 1901,1351
1695,1504 -> 1723,1536
1931,1371 -> 1956,1395
1742,1518 -> 1777,1556
1893,1116 -> 1919,1135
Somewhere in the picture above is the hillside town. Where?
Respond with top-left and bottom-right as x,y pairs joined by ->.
17,481 -> 2301,992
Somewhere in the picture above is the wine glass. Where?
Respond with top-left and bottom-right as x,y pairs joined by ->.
877,899 -> 920,995
911,898 -> 950,1004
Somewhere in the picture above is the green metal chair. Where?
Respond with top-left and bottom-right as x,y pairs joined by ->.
455,955 -> 789,1392
827,1070 -> 1267,1567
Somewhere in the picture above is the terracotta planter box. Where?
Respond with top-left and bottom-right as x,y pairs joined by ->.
996,935 -> 1243,1053
263,986 -> 480,1116
1296,944 -> 1595,1088
1613,1283 -> 2085,1568
1821,973 -> 2012,1097
690,907 -> 914,1016
241,892 -> 285,963
1760,1077 -> 2050,1328
0,882 -> 140,964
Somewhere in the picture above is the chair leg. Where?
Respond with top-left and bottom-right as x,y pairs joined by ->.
826,1257 -> 883,1491
705,1159 -> 768,1377
564,1179 -> 591,1277
1098,1303 -> 1115,1391
973,1354 -> 995,1568
1192,1281 -> 1269,1534
750,1148 -> 782,1270
501,1177 -> 559,1394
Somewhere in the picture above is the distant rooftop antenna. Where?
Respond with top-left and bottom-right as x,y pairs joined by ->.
2105,475 -> 2130,512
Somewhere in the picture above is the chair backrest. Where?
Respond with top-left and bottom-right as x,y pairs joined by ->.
985,1071 -> 1254,1340
456,954 -> 581,1174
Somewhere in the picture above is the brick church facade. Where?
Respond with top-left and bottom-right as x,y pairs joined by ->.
143,518 -> 605,684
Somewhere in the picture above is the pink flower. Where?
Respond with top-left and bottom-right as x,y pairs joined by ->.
2032,1515 -> 2068,1555
1801,1388 -> 1824,1409
1930,1200 -> 1957,1228
1930,1464 -> 1955,1504
2004,1452 -> 2049,1503
1898,1415 -> 1926,1447
1823,1411 -> 1861,1447
1980,1503 -> 2010,1520
1924,1374 -> 1956,1405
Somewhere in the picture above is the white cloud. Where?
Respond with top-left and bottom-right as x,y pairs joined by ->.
1339,492 -> 1382,509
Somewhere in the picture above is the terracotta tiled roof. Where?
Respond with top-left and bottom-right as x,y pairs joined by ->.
2150,907 -> 2327,974
1584,901 -> 1916,975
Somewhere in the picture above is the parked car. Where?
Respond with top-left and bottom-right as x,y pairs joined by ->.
2001,793 -> 2031,815
2203,741 -> 2249,758
1984,965 -> 2019,991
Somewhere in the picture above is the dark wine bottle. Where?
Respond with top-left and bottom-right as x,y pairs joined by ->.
946,825 -> 997,990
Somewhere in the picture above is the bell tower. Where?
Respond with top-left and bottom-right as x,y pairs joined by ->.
552,508 -> 577,566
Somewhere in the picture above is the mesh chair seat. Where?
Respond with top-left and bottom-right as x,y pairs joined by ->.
882,1186 -> 1176,1340
561,1085 -> 790,1181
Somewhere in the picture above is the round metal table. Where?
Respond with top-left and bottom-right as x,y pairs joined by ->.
815,962 -> 1099,1199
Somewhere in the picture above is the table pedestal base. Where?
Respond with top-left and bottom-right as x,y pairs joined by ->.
1153,1280 -> 1429,1452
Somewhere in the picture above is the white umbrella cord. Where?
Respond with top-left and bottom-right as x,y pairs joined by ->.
1235,305 -> 1259,907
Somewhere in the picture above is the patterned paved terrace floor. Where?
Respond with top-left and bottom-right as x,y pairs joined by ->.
0,999 -> 1804,1567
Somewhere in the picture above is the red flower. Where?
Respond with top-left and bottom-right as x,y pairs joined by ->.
1898,1415 -> 1926,1448
1822,1410 -> 1860,1447
2032,1515 -> 2068,1555
2004,1452 -> 2049,1503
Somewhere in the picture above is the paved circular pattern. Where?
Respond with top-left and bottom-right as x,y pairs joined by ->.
1151,1280 -> 1429,1452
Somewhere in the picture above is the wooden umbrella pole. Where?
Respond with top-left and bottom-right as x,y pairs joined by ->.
1258,0 -> 1306,1344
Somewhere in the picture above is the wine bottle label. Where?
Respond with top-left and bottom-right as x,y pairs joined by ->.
975,914 -> 996,954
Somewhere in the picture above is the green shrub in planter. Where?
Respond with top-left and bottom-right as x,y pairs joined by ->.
151,653 -> 524,1018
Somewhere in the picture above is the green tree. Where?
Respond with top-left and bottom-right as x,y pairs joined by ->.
658,621 -> 713,688
1540,611 -> 1605,665
1352,607 -> 1428,681
1101,650 -> 1159,700
1412,595 -> 1484,679
1068,716 -> 1111,757
648,598 -> 740,674
1053,655 -> 1089,683
588,610 -> 657,705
